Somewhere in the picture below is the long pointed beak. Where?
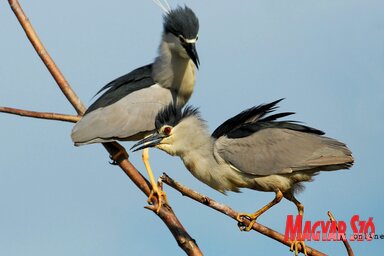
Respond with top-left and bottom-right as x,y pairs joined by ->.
130,133 -> 164,152
184,43 -> 200,69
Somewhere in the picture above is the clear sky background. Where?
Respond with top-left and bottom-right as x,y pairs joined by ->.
1,0 -> 383,255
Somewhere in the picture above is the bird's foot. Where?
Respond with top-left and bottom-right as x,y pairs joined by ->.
290,240 -> 307,256
147,185 -> 168,214
109,144 -> 129,165
236,213 -> 258,232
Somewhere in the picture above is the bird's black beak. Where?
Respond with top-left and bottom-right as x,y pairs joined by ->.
131,133 -> 164,152
184,43 -> 200,69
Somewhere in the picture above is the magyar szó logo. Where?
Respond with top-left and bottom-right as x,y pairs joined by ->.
284,215 -> 379,242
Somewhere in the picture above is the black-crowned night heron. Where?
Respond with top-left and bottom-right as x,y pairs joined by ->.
132,99 -> 354,255
71,5 -> 199,211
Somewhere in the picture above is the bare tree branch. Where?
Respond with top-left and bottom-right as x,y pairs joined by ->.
161,173 -> 328,256
0,106 -> 80,123
328,211 -> 355,256
103,143 -> 203,255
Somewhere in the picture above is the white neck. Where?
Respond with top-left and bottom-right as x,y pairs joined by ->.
180,137 -> 245,193
167,117 -> 237,192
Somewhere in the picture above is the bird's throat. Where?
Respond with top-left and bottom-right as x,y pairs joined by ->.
153,42 -> 196,107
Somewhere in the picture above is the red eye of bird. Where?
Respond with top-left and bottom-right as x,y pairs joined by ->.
164,127 -> 172,135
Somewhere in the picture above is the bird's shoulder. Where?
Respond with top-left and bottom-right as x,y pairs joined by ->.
85,64 -> 155,114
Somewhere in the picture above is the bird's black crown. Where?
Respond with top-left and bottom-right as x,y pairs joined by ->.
155,104 -> 200,130
163,6 -> 199,39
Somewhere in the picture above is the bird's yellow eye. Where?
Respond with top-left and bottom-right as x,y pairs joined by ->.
164,126 -> 172,135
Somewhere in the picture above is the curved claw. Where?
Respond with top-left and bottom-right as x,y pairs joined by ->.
236,213 -> 257,232
290,240 -> 307,256
236,191 -> 283,232
109,160 -> 118,165
147,188 -> 168,214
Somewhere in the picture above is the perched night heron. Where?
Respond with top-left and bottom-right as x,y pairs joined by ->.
71,5 -> 199,209
132,99 -> 354,255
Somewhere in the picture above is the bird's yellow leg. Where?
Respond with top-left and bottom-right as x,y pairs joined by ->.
237,190 -> 283,231
289,197 -> 307,256
142,148 -> 168,213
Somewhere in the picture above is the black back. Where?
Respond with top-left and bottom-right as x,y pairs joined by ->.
85,64 -> 154,114
211,99 -> 325,139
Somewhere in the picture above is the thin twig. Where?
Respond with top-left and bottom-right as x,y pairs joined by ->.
328,211 -> 354,256
8,0 -> 86,115
161,173 -> 327,256
0,106 -> 80,123
7,1 -> 202,255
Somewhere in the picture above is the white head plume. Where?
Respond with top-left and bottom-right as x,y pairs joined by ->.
152,0 -> 171,13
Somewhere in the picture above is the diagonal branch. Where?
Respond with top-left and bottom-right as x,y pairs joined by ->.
161,173 -> 327,256
7,1 -> 202,255
328,211 -> 354,256
8,0 -> 86,115
0,106 -> 80,123
103,143 -> 202,255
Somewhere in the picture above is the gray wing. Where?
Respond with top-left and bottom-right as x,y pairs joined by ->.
71,84 -> 173,145
214,128 -> 353,176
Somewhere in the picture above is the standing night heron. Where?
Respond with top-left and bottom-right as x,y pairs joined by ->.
71,5 -> 199,210
132,99 -> 354,255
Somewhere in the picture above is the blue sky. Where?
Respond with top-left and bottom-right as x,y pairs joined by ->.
1,0 -> 383,255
